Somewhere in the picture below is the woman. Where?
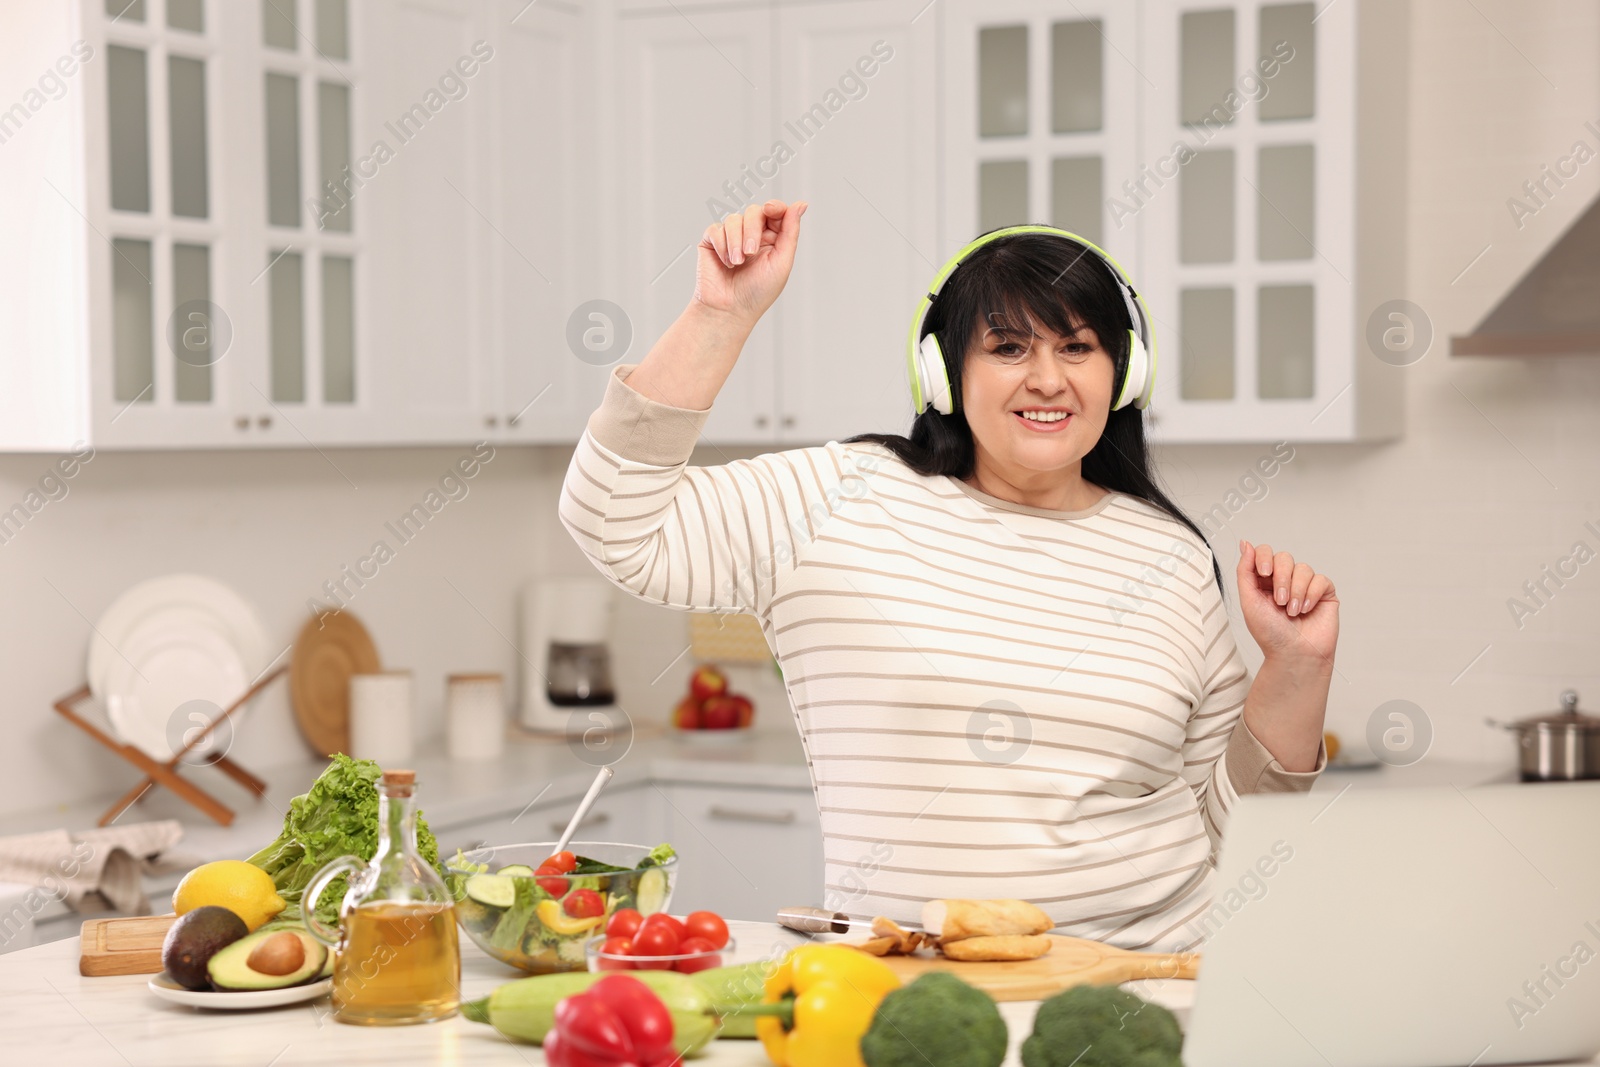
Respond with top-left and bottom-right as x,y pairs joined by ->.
559,199 -> 1338,953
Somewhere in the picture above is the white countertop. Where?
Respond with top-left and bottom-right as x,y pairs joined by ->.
1,918 -> 1196,1067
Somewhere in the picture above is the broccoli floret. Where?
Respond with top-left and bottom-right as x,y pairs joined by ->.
860,972 -> 1008,1067
1020,984 -> 1183,1067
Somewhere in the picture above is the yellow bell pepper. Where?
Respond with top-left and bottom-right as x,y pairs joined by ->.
752,944 -> 901,1067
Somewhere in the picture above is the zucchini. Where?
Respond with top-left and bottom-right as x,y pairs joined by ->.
465,873 -> 517,909
497,863 -> 537,878
461,969 -> 719,1054
636,866 -> 668,915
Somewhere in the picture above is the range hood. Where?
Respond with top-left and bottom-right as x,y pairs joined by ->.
1451,189 -> 1600,356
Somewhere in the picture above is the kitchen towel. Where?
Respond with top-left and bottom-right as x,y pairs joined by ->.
0,820 -> 184,914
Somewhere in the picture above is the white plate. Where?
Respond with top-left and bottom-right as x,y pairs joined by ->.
88,575 -> 268,702
104,616 -> 250,761
148,971 -> 331,1009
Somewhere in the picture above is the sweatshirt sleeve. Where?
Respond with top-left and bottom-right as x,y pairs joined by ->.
1180,545 -> 1327,863
558,363 -> 884,617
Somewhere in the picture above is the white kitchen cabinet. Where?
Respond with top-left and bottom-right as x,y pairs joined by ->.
431,782 -> 661,858
770,0 -> 936,445
939,0 -> 1408,444
657,782 -> 823,919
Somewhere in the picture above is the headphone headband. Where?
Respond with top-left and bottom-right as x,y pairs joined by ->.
904,225 -> 1157,416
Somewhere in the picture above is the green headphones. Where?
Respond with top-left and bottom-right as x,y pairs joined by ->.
904,224 -> 1158,416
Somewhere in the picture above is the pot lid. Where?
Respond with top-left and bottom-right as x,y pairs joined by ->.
1503,690 -> 1600,731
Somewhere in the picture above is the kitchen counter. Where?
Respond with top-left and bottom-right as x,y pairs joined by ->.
1,918 -> 1193,1066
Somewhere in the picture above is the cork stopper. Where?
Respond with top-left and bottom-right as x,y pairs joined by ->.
381,769 -> 416,796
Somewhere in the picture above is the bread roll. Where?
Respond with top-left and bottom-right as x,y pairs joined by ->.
939,934 -> 1053,962
921,898 -> 1053,941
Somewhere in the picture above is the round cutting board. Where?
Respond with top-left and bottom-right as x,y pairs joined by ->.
289,611 -> 379,757
857,935 -> 1199,1002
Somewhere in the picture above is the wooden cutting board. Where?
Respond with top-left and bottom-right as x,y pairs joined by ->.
848,935 -> 1199,1002
289,610 -> 379,757
79,914 -> 178,976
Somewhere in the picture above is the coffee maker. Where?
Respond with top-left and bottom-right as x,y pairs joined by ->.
518,576 -> 619,734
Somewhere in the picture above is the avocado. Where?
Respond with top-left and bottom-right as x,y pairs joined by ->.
206,928 -> 327,991
162,906 -> 249,991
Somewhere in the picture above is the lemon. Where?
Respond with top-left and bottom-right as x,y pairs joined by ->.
172,860 -> 287,932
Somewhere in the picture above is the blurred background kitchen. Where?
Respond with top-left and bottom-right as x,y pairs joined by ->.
1,0 -> 1597,947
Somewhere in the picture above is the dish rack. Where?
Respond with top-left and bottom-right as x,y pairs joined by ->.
52,665 -> 286,827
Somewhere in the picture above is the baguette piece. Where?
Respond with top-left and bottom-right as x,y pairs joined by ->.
939,934 -> 1053,962
921,898 -> 1053,941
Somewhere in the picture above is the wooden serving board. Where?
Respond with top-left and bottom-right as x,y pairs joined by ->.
79,914 -> 178,976
847,935 -> 1199,1002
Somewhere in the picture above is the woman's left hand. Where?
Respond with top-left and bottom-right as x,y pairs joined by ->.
1237,540 -> 1339,668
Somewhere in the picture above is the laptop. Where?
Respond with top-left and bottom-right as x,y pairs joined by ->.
1181,779 -> 1600,1067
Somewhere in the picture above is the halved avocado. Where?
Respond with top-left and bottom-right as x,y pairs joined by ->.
207,928 -> 327,991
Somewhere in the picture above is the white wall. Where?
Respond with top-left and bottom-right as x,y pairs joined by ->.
3,0 -> 1600,817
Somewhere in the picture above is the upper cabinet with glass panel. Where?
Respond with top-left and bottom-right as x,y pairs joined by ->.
943,0 -> 1406,443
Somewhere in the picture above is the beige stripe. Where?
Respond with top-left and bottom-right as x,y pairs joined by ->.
820,808 -> 1195,848
788,638 -> 1194,696
836,833 -> 1206,880
828,857 -> 1209,907
683,478 -> 716,606
805,715 -> 1181,754
803,726 -> 1177,772
1064,862 -> 1211,933
786,668 -> 1192,722
810,752 -> 1161,789
584,439 -> 621,468
812,778 -> 1174,808
822,514 -> 1201,630
671,497 -> 688,603
793,692 -> 1183,732
793,539 -> 1204,659
573,456 -> 612,494
561,483 -> 607,520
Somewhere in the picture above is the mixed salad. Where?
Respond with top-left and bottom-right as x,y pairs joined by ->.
446,843 -> 676,973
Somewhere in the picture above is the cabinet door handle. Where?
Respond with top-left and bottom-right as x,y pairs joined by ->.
235,416 -> 250,430
486,414 -> 499,428
550,811 -> 610,834
257,414 -> 272,429
754,414 -> 769,428
708,805 -> 795,824
781,415 -> 795,429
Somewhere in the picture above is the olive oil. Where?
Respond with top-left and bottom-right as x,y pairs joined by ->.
332,900 -> 460,1025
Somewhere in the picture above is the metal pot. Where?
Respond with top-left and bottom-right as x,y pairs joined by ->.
1486,690 -> 1600,781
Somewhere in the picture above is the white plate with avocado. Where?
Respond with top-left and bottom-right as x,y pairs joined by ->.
148,972 -> 332,1009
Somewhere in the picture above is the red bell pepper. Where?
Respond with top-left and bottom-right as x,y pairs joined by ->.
544,974 -> 680,1067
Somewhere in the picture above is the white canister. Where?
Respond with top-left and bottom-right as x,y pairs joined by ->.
349,670 -> 414,766
447,672 -> 506,761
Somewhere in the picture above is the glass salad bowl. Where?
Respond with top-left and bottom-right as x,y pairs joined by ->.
444,841 -> 677,974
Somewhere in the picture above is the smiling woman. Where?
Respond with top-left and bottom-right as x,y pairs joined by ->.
559,202 -> 1334,953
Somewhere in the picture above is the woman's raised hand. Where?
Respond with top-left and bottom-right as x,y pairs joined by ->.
693,199 -> 808,327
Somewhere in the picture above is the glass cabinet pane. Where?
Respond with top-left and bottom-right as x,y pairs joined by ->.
1258,284 -> 1314,398
168,56 -> 209,219
268,251 -> 305,402
172,243 -> 213,402
1179,287 -> 1234,400
323,256 -> 355,403
978,26 -> 1028,137
167,0 -> 204,32
107,46 -> 151,213
1257,144 -> 1314,260
111,239 -> 154,402
979,160 -> 1028,233
107,0 -> 145,22
1051,20 -> 1102,133
1259,3 -> 1315,120
265,73 -> 300,227
317,82 -> 352,232
316,0 -> 349,60
1180,149 -> 1234,263
1050,156 -> 1101,246
1180,9 -> 1235,127
264,0 -> 298,50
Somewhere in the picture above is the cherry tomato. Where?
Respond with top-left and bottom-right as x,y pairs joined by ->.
606,908 -> 643,940
674,935 -> 721,974
563,889 -> 605,919
543,850 -> 577,874
534,863 -> 569,897
684,911 -> 729,950
597,936 -> 634,970
632,921 -> 680,958
639,912 -> 686,945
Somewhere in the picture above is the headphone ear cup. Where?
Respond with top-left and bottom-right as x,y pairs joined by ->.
917,332 -> 955,415
1112,329 -> 1150,411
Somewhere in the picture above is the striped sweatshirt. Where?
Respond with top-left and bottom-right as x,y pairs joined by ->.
560,363 -> 1326,953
